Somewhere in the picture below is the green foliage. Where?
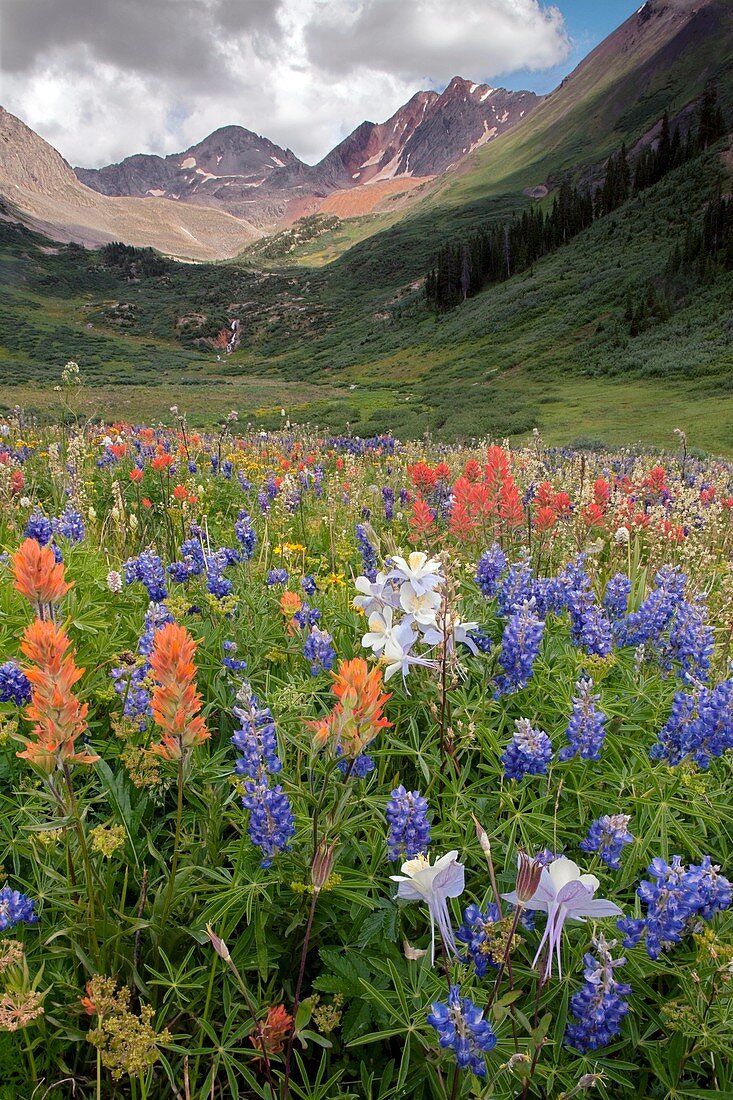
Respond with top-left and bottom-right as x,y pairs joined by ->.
1,423 -> 733,1098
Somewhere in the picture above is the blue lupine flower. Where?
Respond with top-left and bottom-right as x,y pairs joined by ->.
205,548 -> 234,599
293,602 -> 321,629
530,575 -> 567,619
564,935 -> 631,1052
124,550 -> 168,602
24,512 -> 53,546
300,574 -> 317,597
559,678 -> 607,761
501,717 -> 553,780
234,510 -> 256,559
494,599 -> 545,697
168,537 -> 206,582
0,662 -> 32,706
666,599 -> 714,683
603,574 -> 631,621
497,558 -> 534,616
382,486 -> 395,521
53,507 -> 85,543
111,602 -> 173,729
303,627 -> 336,676
559,558 -> 612,657
615,566 -> 687,648
475,544 -> 507,599
465,627 -> 492,654
651,681 -> 733,769
266,568 -> 288,587
456,903 -> 503,977
386,785 -> 431,861
231,685 -> 294,867
682,680 -> 733,768
232,685 -> 282,779
580,814 -> 633,870
618,854 -> 732,959
650,690 -> 698,766
336,748 -> 375,778
0,887 -> 38,931
355,524 -> 378,581
222,640 -> 247,673
427,986 -> 497,1077
241,780 -> 295,868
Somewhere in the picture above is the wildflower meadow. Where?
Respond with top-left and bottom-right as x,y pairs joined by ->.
0,405 -> 732,1099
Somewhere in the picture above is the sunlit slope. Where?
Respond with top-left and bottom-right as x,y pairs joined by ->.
287,0 -> 733,278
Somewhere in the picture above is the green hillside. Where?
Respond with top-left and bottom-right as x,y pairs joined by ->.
1,0 -> 733,450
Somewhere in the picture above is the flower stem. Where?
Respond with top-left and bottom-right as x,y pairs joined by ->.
282,891 -> 318,1100
159,752 -> 185,940
63,763 -> 99,962
448,1063 -> 460,1100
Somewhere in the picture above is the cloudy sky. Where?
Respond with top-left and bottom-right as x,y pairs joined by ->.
0,0 -> 640,169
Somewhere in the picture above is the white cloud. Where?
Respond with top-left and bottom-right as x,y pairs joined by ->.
305,0 -> 571,82
0,0 -> 570,168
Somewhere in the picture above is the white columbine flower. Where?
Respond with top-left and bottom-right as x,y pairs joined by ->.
353,571 -> 399,616
387,552 -> 444,596
399,582 -> 441,626
383,620 -> 438,682
361,606 -> 394,656
391,851 -> 465,964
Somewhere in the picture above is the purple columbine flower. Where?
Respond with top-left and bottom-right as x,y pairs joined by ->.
502,856 -> 622,980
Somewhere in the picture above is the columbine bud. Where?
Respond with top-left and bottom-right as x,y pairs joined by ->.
515,850 -> 543,904
472,815 -> 491,856
311,841 -> 337,893
578,1073 -> 604,1089
205,923 -> 231,963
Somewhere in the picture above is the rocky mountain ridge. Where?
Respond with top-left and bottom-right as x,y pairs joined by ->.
73,77 -> 540,228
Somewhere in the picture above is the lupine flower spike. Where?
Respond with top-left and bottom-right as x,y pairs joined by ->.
427,985 -> 496,1077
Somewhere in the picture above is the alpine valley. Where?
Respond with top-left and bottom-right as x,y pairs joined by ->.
1,0 -> 733,450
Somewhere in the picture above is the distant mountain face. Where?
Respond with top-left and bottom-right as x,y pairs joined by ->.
73,79 -> 541,228
0,106 -> 261,260
75,126 -> 303,213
